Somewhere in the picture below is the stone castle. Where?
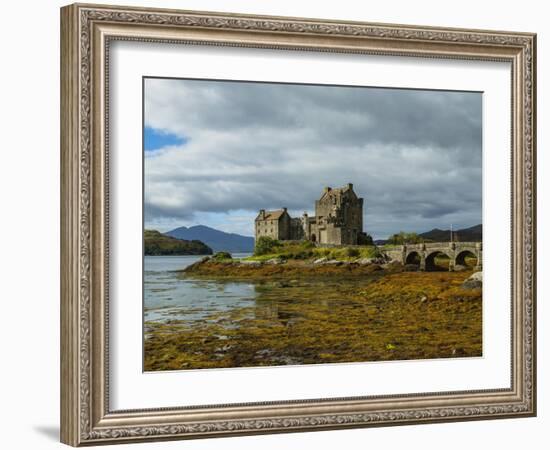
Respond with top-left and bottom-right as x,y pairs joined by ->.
255,183 -> 367,245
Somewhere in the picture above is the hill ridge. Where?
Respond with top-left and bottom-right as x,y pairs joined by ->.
144,229 -> 213,256
166,225 -> 254,253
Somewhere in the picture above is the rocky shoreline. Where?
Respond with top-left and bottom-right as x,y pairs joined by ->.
146,268 -> 483,371
181,255 -> 483,287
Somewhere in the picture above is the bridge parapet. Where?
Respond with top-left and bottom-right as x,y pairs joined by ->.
454,241 -> 482,250
380,241 -> 482,272
424,242 -> 450,249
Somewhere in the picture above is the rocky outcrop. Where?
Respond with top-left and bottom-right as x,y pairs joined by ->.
265,257 -> 285,265
356,257 -> 378,265
239,260 -> 262,267
324,259 -> 344,266
462,271 -> 482,289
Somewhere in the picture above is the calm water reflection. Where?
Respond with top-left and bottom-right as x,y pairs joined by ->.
144,255 -> 256,324
144,255 -> 378,329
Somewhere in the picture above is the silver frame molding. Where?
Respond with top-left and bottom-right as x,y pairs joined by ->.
60,3 -> 536,446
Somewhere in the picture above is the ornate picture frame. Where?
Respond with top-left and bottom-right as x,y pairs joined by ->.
60,3 -> 536,446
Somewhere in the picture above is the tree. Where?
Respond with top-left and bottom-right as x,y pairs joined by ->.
357,232 -> 374,246
386,232 -> 425,245
254,236 -> 281,256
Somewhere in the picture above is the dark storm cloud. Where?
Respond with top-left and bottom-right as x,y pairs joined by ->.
144,78 -> 482,238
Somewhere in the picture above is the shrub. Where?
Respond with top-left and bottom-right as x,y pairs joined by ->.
212,251 -> 232,260
300,240 -> 316,249
254,236 -> 281,256
387,232 -> 425,245
357,232 -> 374,246
318,248 -> 331,257
346,247 -> 360,258
288,249 -> 314,260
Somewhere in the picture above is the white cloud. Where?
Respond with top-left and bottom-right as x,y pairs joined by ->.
144,78 -> 482,239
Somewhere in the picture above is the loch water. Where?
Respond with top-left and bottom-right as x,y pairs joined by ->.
144,254 -> 256,324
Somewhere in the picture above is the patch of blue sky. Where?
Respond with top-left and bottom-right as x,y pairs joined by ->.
144,126 -> 187,152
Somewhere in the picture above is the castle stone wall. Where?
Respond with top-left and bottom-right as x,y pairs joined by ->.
255,184 -> 365,245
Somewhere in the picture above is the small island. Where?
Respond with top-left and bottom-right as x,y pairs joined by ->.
182,237 -> 481,282
144,229 -> 213,256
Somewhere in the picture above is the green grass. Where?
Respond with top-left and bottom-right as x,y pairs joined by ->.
245,240 -> 381,262
211,251 -> 232,261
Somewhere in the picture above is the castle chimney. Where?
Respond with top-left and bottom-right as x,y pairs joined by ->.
324,186 -> 332,192
259,209 -> 265,219
347,183 -> 353,190
282,207 -> 287,213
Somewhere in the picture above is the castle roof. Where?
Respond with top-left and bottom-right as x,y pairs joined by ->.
319,183 -> 356,201
255,209 -> 288,221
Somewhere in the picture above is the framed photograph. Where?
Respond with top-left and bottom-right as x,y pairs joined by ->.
60,3 -> 536,446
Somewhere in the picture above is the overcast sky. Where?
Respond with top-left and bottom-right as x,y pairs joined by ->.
144,77 -> 482,239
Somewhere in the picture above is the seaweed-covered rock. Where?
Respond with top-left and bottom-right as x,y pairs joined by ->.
358,257 -> 387,265
239,260 -> 262,266
382,261 -> 402,270
462,271 -> 482,290
265,258 -> 284,265
356,257 -> 375,265
404,264 -> 420,272
324,259 -> 343,266
183,256 -> 211,272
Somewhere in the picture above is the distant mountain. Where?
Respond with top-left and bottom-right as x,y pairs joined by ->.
419,224 -> 482,243
166,225 -> 254,253
375,224 -> 482,245
144,230 -> 213,256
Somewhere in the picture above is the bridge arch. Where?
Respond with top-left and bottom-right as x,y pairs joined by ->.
425,250 -> 452,271
405,251 -> 422,265
455,250 -> 478,268
382,242 -> 482,271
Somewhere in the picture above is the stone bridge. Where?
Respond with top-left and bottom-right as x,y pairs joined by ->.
383,242 -> 482,271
